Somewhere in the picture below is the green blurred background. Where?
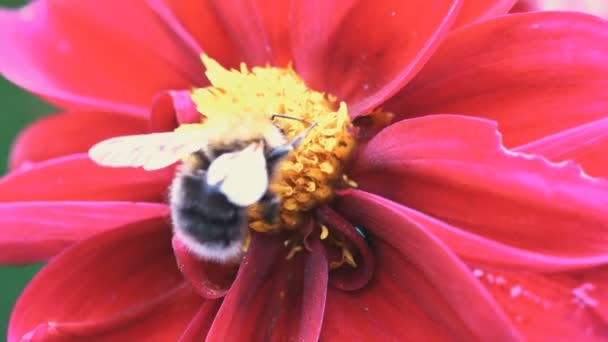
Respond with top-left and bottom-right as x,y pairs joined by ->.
0,0 -> 55,337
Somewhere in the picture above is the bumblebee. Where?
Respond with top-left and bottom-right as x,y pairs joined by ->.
89,114 -> 315,262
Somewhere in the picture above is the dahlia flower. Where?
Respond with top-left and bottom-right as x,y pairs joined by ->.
2,0 -> 608,341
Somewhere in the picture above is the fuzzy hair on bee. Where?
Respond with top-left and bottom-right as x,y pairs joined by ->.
88,113 -> 315,263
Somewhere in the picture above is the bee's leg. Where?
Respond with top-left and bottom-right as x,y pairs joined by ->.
259,191 -> 280,224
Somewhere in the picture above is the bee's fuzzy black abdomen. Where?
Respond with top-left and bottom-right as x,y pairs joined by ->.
170,170 -> 247,253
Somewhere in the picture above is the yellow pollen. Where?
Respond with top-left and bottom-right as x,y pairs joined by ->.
320,225 -> 330,240
190,55 -> 356,233
342,174 -> 359,188
241,231 -> 252,253
285,245 -> 303,260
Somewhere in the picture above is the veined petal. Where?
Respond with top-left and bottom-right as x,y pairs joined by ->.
351,115 -> 608,258
334,190 -> 521,341
0,201 -> 168,264
0,154 -> 173,202
0,0 -> 204,115
9,111 -> 147,170
454,0 -> 518,28
291,0 -> 462,116
207,233 -> 328,342
385,12 -> 608,147
8,218 -> 204,342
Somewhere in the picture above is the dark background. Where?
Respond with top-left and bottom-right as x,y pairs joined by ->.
0,0 -> 56,337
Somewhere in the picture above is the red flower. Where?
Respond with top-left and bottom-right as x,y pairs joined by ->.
2,0 -> 608,340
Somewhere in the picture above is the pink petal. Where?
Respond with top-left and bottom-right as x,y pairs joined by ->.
207,0 -> 272,66
255,0 -> 293,66
315,206 -> 375,291
453,0 -> 518,28
0,154 -> 173,202
172,235 -> 238,299
8,218 -> 204,342
177,300 -> 221,342
0,1 -> 204,115
290,0 -> 461,116
370,198 -> 608,273
207,233 -> 328,342
517,0 -> 608,18
384,12 -> 608,147
149,90 -> 202,132
473,268 -> 608,340
350,114 -> 608,259
516,117 -> 608,179
322,244 -> 458,340
156,0 -> 244,69
9,111 -> 147,170
334,189 -> 520,340
146,0 -> 203,56
576,266 -> 608,322
0,201 -> 168,264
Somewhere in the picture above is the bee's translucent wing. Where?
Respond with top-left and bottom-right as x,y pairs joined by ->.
89,130 -> 206,170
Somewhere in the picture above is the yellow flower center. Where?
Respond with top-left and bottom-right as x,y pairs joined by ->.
189,56 -> 356,234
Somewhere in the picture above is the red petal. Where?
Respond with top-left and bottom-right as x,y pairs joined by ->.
177,300 -> 221,342
0,1 -> 204,115
576,266 -> 608,322
473,268 -> 608,340
385,12 -> 608,147
207,0 -> 272,66
334,190 -> 520,340
9,111 -> 147,170
207,233 -> 328,342
0,154 -> 173,202
315,206 -> 375,291
290,0 -> 461,116
8,218 -> 204,342
350,115 -> 608,259
172,235 -> 238,299
149,90 -> 202,132
0,201 -> 168,264
453,0 -> 518,28
516,117 -> 608,179
158,0 -> 243,69
146,0 -> 203,56
255,0 -> 292,66
366,198 -> 608,273
517,0 -> 608,18
323,238 -> 477,340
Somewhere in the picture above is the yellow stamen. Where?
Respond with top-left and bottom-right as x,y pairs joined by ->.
342,174 -> 359,188
320,225 -> 330,240
285,245 -> 303,260
241,230 -> 252,253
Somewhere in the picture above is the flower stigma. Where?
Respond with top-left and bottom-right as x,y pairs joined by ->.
188,55 -> 357,236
